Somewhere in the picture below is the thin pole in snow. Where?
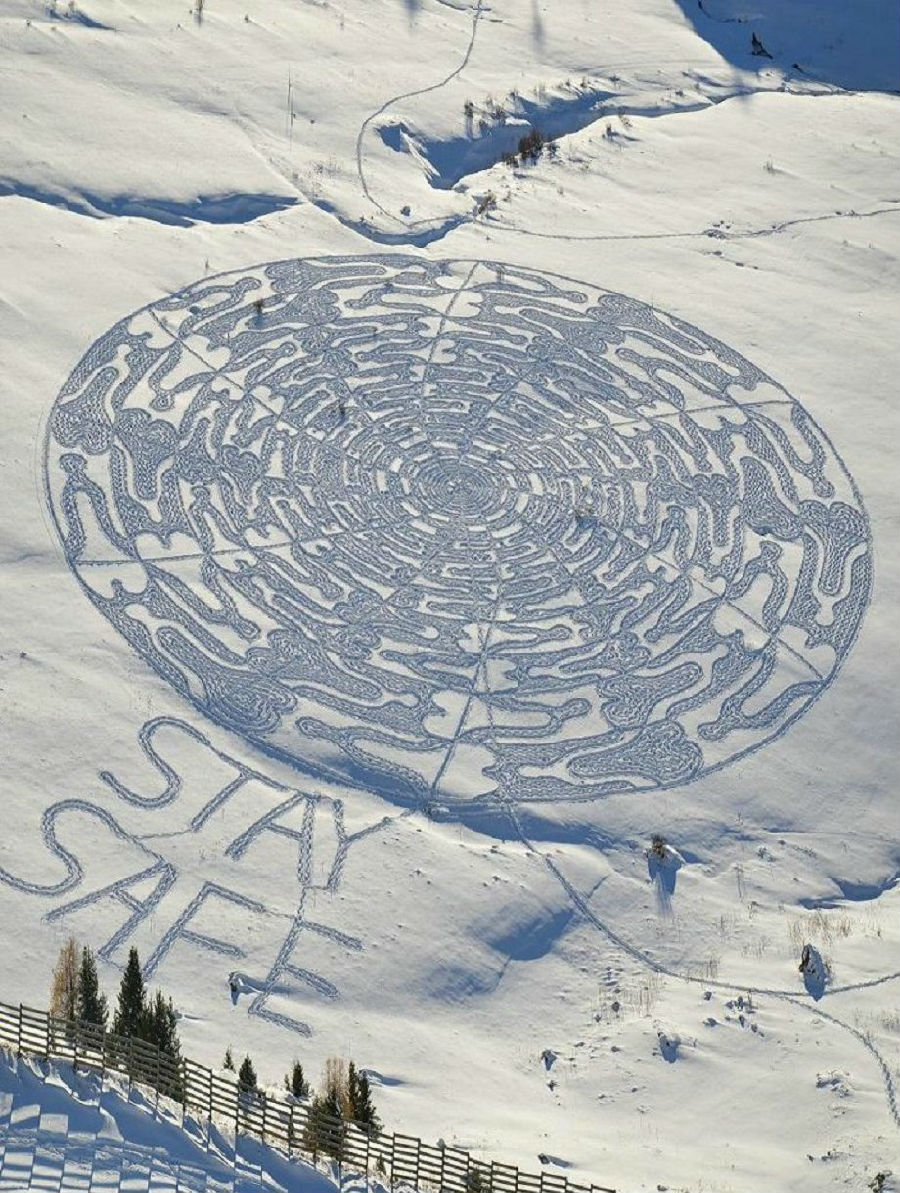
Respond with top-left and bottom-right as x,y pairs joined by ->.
287,68 -> 294,149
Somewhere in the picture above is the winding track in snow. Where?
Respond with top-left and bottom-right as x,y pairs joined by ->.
354,0 -> 485,225
348,38 -> 900,1130
349,0 -> 900,249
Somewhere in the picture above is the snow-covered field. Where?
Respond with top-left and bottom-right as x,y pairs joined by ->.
1,1 -> 898,1190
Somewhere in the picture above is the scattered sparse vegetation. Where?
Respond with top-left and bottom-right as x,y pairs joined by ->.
299,1055 -> 380,1156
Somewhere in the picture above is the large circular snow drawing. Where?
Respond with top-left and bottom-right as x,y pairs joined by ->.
45,256 -> 871,807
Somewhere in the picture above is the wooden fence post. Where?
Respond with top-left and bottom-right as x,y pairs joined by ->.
17,1005 -> 23,1056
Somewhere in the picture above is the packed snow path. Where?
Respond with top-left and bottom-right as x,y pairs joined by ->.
45,256 -> 871,810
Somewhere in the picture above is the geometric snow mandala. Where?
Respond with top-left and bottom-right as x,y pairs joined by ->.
45,256 -> 871,808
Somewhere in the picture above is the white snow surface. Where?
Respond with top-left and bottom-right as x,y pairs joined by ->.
0,1049 -> 339,1191
1,2 -> 899,1191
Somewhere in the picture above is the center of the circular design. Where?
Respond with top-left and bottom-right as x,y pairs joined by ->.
45,255 -> 871,811
413,458 -> 497,515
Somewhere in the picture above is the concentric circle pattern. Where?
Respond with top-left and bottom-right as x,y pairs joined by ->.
46,256 -> 871,807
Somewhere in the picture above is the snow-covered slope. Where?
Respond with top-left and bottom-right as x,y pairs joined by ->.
1,2 -> 898,1191
0,1049 -> 337,1191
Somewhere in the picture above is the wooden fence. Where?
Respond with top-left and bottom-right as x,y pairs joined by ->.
0,999 -> 614,1193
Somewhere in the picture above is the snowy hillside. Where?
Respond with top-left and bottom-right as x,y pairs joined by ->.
0,1049 -> 338,1191
1,1 -> 898,1191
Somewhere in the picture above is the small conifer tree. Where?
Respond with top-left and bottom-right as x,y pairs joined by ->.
304,1088 -> 344,1158
142,991 -> 183,1100
466,1168 -> 487,1193
238,1055 -> 258,1094
76,946 -> 108,1029
348,1061 -> 380,1135
302,1057 -> 348,1157
285,1060 -> 309,1099
223,1046 -> 235,1071
113,948 -> 147,1040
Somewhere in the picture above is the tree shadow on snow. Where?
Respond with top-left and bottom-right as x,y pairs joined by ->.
672,0 -> 899,92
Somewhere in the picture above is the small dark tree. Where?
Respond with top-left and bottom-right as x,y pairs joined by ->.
466,1167 -> 488,1193
303,1088 -> 344,1158
517,127 -> 544,163
223,1046 -> 235,1071
76,946 -> 108,1030
147,993 -> 181,1057
286,1060 -> 309,1099
238,1055 -> 258,1095
348,1061 -> 380,1135
144,991 -> 183,1100
113,948 -> 146,1040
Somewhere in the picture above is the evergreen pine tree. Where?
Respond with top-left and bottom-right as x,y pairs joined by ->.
146,992 -> 181,1059
304,1088 -> 344,1158
302,1057 -> 347,1157
76,947 -> 108,1029
113,948 -> 146,1040
223,1046 -> 235,1071
466,1169 -> 487,1193
348,1061 -> 379,1135
144,991 -> 183,1101
285,1060 -> 309,1099
238,1055 -> 257,1094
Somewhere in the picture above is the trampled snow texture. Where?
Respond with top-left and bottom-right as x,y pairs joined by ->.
0,716 -> 389,1036
45,255 -> 871,809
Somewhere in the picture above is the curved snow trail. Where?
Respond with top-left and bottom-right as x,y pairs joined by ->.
486,201 -> 900,244
497,798 -> 900,1131
784,996 -> 900,1129
398,283 -> 900,1136
355,0 -> 484,225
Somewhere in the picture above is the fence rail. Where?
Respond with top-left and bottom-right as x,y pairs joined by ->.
0,998 -> 615,1193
